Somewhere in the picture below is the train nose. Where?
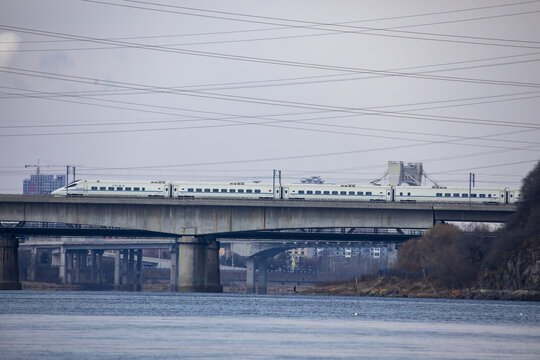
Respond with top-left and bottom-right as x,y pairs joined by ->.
51,187 -> 66,196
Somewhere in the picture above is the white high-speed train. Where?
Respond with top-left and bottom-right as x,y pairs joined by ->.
51,179 -> 521,204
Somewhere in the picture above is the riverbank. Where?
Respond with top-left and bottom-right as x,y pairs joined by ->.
299,276 -> 540,301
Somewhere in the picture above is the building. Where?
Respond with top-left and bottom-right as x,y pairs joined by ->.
23,174 -> 66,195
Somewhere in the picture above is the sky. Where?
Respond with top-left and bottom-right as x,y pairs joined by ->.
1,0 -> 539,193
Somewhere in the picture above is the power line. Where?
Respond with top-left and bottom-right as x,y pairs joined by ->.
4,0 -> 536,46
1,66 -> 539,131
2,25 -> 540,89
82,0 -> 540,49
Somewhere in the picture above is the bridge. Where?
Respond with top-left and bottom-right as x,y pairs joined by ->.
0,194 -> 516,291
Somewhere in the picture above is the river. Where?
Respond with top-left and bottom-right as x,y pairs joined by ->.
0,291 -> 538,359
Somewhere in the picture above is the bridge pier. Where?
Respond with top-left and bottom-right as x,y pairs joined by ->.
28,246 -> 37,282
136,249 -> 142,291
175,236 -> 222,293
246,257 -> 267,295
169,244 -> 178,292
204,239 -> 222,293
0,236 -> 22,290
114,250 -> 120,290
90,250 -> 104,285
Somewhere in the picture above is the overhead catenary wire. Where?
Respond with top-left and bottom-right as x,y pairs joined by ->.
4,0 -> 536,45
1,66 -> 539,131
80,0 -> 540,49
2,25 -> 540,89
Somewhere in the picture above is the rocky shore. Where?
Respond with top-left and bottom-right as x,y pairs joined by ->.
299,276 -> 540,301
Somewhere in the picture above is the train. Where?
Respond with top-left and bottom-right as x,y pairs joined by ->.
51,179 -> 521,204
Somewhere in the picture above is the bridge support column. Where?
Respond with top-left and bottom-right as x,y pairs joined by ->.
114,250 -> 120,290
0,236 -> 22,290
59,246 -> 67,284
204,239 -> 222,293
28,246 -> 37,282
128,249 -> 135,291
73,251 -> 82,284
95,250 -> 103,285
177,236 -> 206,292
246,258 -> 256,294
177,236 -> 221,292
136,249 -> 142,291
246,257 -> 267,294
91,251 -> 97,283
66,251 -> 73,284
169,244 -> 178,292
256,258 -> 267,295
121,249 -> 128,290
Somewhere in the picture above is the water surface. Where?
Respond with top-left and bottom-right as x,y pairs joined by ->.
1,291 -> 538,359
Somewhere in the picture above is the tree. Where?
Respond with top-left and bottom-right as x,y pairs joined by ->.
480,160 -> 540,290
398,224 -> 482,289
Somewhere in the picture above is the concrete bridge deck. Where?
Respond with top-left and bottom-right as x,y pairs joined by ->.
0,195 -> 516,236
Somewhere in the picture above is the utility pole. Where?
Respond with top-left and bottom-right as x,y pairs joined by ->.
272,169 -> 276,199
469,173 -> 475,202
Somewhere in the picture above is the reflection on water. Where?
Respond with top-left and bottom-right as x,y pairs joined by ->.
0,291 -> 539,359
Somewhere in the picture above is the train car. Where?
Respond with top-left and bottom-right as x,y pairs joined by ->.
285,184 -> 392,201
394,186 -> 507,204
506,189 -> 521,204
51,180 -> 171,197
172,182 -> 279,199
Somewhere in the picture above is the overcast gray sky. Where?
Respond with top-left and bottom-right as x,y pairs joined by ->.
1,0 -> 539,193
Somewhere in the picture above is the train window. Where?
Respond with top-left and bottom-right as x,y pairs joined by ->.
221,189 -> 227,193
117,187 -> 123,191
357,191 -> 363,195
315,191 -> 321,195
91,186 -> 98,190
246,189 -> 253,193
462,193 -> 468,197
100,187 -> 106,190
453,193 -> 459,197
142,187 -> 145,191
340,191 -> 346,195
445,193 -> 451,197
479,194 -> 486,198
255,189 -> 261,194
366,192 -> 372,195
324,191 -> 330,195
108,187 -> 114,190
436,193 -> 442,197
488,194 -> 492,198
125,187 -> 131,191
196,188 -> 202,192
204,188 -> 210,192
408,192 -> 411,196
229,189 -> 236,193
213,189 -> 219,193
298,190 -> 305,194
238,189 -> 244,193
134,187 -> 140,191
349,191 -> 355,195
399,192 -> 403,196
470,194 -> 477,198
307,190 -> 313,194
332,191 -> 338,195
188,188 -> 194,192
